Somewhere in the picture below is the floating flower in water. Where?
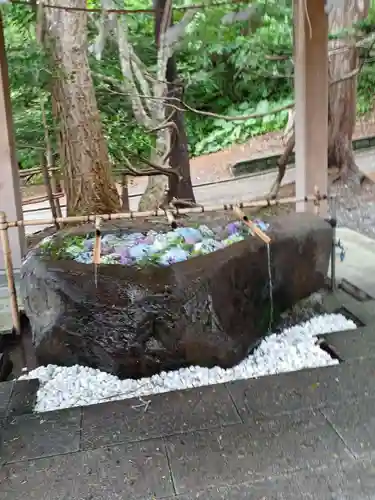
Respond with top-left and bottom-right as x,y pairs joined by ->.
143,230 -> 158,245
74,251 -> 93,264
226,221 -> 241,236
128,243 -> 152,260
174,227 -> 203,245
100,255 -> 119,265
222,233 -> 246,246
66,244 -> 84,258
158,248 -> 191,266
193,238 -> 224,255
53,219 -> 270,269
198,225 -> 215,238
151,232 -> 182,252
253,219 -> 269,232
84,239 -> 94,252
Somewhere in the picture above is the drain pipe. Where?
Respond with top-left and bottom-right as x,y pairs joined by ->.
325,217 -> 337,292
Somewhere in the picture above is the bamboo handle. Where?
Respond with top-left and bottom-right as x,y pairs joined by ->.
233,206 -> 271,245
93,216 -> 102,265
165,210 -> 177,229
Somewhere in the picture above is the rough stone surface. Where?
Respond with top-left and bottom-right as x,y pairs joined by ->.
20,212 -> 332,378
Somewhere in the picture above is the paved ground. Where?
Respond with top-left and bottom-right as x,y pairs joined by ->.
2,329 -> 375,499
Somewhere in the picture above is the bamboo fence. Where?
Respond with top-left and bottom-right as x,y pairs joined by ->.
0,190 -> 331,336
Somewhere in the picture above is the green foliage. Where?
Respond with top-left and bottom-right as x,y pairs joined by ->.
191,98 -> 292,155
39,235 -> 86,260
3,0 -> 375,171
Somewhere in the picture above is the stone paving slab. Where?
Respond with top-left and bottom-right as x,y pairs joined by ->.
167,459 -> 375,499
7,379 -> 39,417
164,413 -> 350,495
226,358 -> 375,419
322,396 -> 375,460
1,408 -> 81,465
0,439 -> 174,500
321,325 -> 375,361
0,380 -> 13,420
0,379 -> 38,421
81,384 -> 241,450
1,359 -> 375,498
166,475 -> 303,500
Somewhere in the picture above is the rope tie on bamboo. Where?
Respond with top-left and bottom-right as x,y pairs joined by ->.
314,186 -> 322,216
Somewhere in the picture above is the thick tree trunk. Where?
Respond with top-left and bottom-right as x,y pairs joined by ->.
166,59 -> 195,205
269,0 -> 369,198
45,0 -> 120,216
327,0 -> 368,182
138,0 -> 195,211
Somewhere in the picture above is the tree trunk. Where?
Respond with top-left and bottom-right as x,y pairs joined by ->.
166,59 -> 195,205
327,0 -> 368,182
138,134 -> 169,212
138,0 -> 195,211
268,0 -> 369,198
45,0 -> 120,216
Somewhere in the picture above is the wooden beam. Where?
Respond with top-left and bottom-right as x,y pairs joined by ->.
294,0 -> 329,215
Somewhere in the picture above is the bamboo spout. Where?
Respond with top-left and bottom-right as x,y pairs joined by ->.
233,206 -> 271,245
93,216 -> 102,265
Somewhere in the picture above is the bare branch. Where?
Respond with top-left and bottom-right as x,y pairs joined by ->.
89,0 -> 117,61
162,9 -> 197,55
115,13 -> 155,128
121,155 -> 179,178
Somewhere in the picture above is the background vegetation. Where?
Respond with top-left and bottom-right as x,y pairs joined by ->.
4,0 -> 375,170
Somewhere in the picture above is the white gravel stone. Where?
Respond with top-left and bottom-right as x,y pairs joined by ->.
19,313 -> 356,413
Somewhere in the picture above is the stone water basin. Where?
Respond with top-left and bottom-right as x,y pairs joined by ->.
20,212 -> 333,379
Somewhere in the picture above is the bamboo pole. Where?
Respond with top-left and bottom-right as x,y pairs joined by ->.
93,216 -> 102,265
121,173 -> 130,212
233,206 -> 271,245
22,192 -> 64,206
93,216 -> 102,288
5,192 -> 334,230
0,212 -> 20,335
50,166 -> 63,218
19,165 -> 60,178
165,209 -> 177,229
54,195 -> 63,219
41,155 -> 60,230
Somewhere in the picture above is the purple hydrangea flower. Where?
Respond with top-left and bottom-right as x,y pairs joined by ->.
226,222 -> 241,236
84,239 -> 94,251
119,247 -> 132,265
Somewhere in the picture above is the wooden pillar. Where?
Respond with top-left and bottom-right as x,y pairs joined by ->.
0,13 -> 25,271
294,0 -> 328,215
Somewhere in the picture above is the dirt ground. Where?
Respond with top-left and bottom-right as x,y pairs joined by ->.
21,117 -> 375,202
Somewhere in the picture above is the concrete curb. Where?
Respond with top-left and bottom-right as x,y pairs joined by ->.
232,135 -> 375,176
